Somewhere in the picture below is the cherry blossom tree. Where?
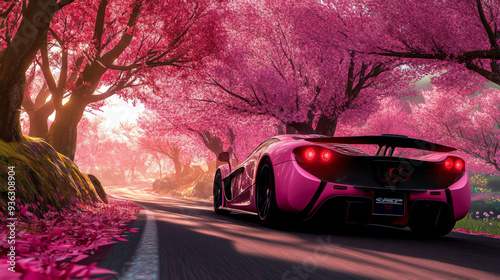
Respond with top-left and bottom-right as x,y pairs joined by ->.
139,87 -> 278,173
346,88 -> 500,174
75,117 -> 152,183
139,134 -> 198,182
356,0 -> 500,88
0,0 -> 73,142
410,87 -> 500,174
23,0 -> 225,160
193,0 -> 410,136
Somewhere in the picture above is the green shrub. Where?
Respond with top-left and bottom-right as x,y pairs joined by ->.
470,174 -> 492,193
455,213 -> 500,235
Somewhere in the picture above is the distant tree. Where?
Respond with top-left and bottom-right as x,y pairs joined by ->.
139,91 -> 277,172
75,118 -> 150,183
139,134 -> 196,182
337,97 -> 414,137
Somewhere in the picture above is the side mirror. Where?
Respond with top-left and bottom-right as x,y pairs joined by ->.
218,152 -> 230,162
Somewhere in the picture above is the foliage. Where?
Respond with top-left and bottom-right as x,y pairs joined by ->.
75,117 -> 152,184
470,174 -> 492,193
487,175 -> 500,192
469,198 -> 500,217
455,213 -> 500,236
190,0 -> 409,136
356,0 -> 500,87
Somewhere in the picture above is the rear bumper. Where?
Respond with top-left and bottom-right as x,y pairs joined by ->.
273,160 -> 471,226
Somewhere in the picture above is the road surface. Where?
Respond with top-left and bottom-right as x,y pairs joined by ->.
105,184 -> 500,280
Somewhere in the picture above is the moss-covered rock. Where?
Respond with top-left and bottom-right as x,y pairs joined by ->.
0,136 -> 106,217
87,174 -> 108,204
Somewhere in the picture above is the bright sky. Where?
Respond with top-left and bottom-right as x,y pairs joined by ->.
83,95 -> 145,128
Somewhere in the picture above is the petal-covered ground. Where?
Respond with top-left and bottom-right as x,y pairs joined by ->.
0,196 -> 141,280
453,228 -> 500,239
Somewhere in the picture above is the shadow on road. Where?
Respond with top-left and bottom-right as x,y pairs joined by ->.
113,185 -> 500,279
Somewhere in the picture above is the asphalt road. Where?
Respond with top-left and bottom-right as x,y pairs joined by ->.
106,184 -> 500,280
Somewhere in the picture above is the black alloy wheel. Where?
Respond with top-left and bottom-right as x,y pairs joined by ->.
257,161 -> 279,225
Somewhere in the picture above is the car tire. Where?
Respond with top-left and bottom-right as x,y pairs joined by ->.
256,159 -> 281,226
213,170 -> 230,215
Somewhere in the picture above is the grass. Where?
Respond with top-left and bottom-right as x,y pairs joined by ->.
455,212 -> 500,236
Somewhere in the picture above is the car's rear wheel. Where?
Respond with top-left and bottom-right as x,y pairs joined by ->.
213,170 -> 230,215
256,160 -> 280,226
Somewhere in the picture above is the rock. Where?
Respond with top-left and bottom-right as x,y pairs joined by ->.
0,136 -> 104,217
87,174 -> 108,204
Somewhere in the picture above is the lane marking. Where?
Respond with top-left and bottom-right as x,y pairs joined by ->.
121,209 -> 159,280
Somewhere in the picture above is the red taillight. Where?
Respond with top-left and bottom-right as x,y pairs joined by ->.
444,158 -> 453,170
455,159 -> 464,171
304,148 -> 316,161
321,150 -> 332,162
444,157 -> 464,172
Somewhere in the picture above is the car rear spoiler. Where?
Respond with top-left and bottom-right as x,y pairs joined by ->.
305,134 -> 457,153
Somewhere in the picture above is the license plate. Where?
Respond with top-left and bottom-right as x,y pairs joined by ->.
373,191 -> 405,216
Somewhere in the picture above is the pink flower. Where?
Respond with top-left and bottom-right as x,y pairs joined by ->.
491,211 -> 495,215
484,212 -> 490,217
489,223 -> 493,226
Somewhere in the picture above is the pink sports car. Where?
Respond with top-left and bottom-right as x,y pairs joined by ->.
213,134 -> 470,237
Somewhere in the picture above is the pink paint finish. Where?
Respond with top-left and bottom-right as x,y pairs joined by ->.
215,134 -> 471,236
273,160 -> 321,213
449,173 -> 471,220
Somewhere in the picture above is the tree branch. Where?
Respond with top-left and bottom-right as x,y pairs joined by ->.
93,0 -> 109,55
476,0 -> 500,50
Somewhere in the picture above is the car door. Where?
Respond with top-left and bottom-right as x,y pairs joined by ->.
229,138 -> 280,205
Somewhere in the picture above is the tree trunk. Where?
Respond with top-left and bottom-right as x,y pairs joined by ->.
171,147 -> 184,182
46,102 -> 85,160
288,121 -> 314,135
0,0 -> 63,142
27,103 -> 54,138
277,124 -> 298,135
159,159 -> 163,180
314,116 -> 338,136
0,77 -> 25,142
